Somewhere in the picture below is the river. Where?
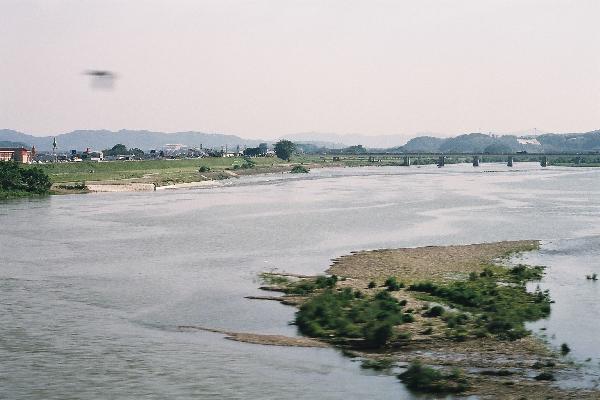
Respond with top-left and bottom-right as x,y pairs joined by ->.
2,164 -> 599,398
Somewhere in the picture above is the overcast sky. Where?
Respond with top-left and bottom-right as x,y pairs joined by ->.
1,0 -> 599,139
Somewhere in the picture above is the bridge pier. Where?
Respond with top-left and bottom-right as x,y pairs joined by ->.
472,156 -> 480,167
540,156 -> 548,167
403,156 -> 411,166
437,155 -> 445,168
507,156 -> 513,167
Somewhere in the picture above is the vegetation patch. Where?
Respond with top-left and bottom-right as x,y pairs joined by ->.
259,273 -> 290,286
534,371 -> 556,381
0,161 -> 52,198
360,358 -> 395,371
284,275 -> 338,295
408,264 -> 550,340
398,362 -> 470,394
295,288 -> 407,347
255,241 -> 598,398
290,165 -> 309,173
56,182 -> 87,190
384,276 -> 404,291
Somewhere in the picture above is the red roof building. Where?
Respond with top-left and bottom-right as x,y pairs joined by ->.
0,147 -> 33,163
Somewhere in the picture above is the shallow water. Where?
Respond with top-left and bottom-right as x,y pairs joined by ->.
2,163 -> 600,398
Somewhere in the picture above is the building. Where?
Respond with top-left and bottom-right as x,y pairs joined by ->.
0,147 -> 33,163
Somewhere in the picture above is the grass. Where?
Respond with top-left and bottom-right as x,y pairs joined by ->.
0,190 -> 48,199
284,275 -> 338,295
34,157 -> 286,184
260,273 -> 290,286
30,152 -> 600,186
360,358 -> 395,371
398,362 -> 470,394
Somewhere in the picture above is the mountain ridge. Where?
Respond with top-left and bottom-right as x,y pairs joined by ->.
1,128 -> 599,153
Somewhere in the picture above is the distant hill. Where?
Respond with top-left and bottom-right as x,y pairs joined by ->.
0,129 -> 265,152
392,130 -> 600,153
283,132 -> 411,148
0,140 -> 29,148
399,136 -> 446,152
2,128 -> 599,154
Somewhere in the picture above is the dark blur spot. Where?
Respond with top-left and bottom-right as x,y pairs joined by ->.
83,70 -> 117,90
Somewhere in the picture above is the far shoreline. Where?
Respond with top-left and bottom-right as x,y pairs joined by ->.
45,159 -> 598,195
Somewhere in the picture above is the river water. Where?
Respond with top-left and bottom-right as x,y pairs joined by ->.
1,164 -> 600,398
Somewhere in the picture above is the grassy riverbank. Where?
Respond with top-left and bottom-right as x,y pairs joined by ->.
26,153 -> 600,193
258,241 -> 598,399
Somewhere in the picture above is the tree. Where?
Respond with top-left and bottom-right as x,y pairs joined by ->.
20,167 -> 52,193
483,143 -> 513,154
343,145 -> 367,154
0,161 -> 52,195
274,140 -> 295,161
103,144 -> 129,156
258,143 -> 268,155
130,148 -> 145,157
243,147 -> 261,157
0,161 -> 23,191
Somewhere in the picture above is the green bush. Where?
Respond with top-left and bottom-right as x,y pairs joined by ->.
362,321 -> 394,347
0,161 -> 52,197
285,275 -> 338,295
402,313 -> 415,323
480,369 -> 514,376
368,281 -> 377,289
534,372 -> 555,381
295,289 -> 405,348
510,264 -> 544,281
384,276 -> 404,291
398,362 -> 469,393
424,305 -> 445,317
290,165 -> 309,173
361,358 -> 394,371
421,327 -> 434,335
241,157 -> 256,169
198,165 -> 211,172
408,265 -> 551,340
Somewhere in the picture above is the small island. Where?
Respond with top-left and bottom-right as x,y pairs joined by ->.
255,241 -> 598,399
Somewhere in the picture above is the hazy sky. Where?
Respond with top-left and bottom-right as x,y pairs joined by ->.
1,0 -> 599,139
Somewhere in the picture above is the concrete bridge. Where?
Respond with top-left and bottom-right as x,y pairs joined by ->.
348,152 -> 594,167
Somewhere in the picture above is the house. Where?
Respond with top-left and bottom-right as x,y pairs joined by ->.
0,147 -> 33,163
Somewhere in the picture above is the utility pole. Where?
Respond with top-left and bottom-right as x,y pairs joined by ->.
52,137 -> 57,162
